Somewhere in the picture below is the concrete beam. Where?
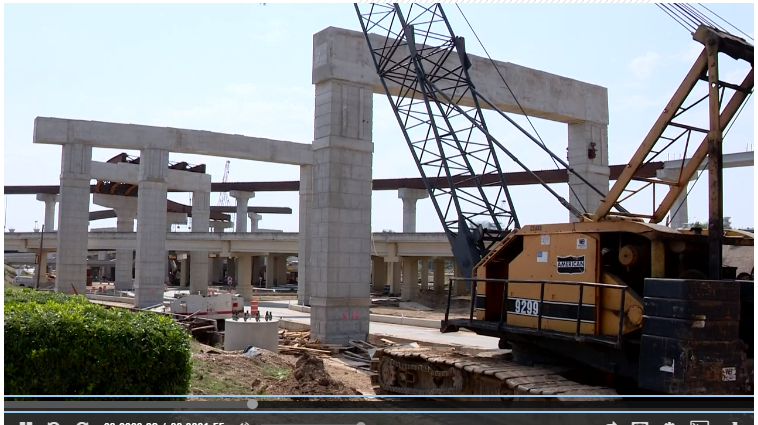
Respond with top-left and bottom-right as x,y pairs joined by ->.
90,161 -> 211,192
34,117 -> 315,166
313,27 -> 608,125
659,151 -> 754,174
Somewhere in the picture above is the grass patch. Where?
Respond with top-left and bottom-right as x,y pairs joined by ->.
190,357 -> 252,396
261,364 -> 291,380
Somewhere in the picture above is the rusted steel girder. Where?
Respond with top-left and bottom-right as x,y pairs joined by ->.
7,162 -> 664,195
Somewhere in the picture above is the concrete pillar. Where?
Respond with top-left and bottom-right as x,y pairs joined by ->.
397,188 -> 429,233
248,213 -> 262,231
165,212 -> 187,284
420,258 -> 430,291
276,255 -> 288,285
55,143 -> 92,295
386,260 -> 401,295
401,257 -> 419,301
252,256 -> 263,287
567,122 -> 609,222
226,257 -> 236,282
308,76 -> 373,344
658,168 -> 689,229
264,254 -> 274,288
264,255 -> 287,287
115,209 -> 136,291
180,253 -> 189,288
297,164 -> 313,305
371,256 -> 386,292
453,259 -> 467,296
134,148 -> 169,308
190,190 -> 211,294
433,259 -> 446,294
229,191 -> 255,232
36,194 -> 60,232
236,254 -> 253,302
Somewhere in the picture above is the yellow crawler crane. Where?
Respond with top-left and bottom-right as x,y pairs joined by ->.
356,3 -> 754,396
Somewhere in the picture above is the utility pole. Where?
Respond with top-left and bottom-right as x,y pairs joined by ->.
35,225 -> 45,290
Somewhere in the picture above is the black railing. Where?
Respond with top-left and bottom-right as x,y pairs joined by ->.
444,277 -> 628,347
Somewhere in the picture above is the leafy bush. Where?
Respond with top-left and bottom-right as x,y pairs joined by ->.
5,288 -> 191,399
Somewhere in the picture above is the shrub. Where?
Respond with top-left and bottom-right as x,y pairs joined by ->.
5,289 -> 192,399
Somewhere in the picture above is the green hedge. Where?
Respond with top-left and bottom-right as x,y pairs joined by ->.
5,289 -> 192,399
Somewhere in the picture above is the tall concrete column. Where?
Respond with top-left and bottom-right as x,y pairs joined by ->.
190,190 -> 210,294
134,148 -> 169,308
230,191 -> 255,232
308,73 -> 374,343
433,259 -> 446,294
567,122 -> 609,222
264,254 -> 274,288
453,259 -> 467,296
36,194 -> 60,232
387,261 -> 401,295
252,256 -> 263,287
401,257 -> 419,301
180,253 -> 189,287
236,253 -> 253,302
210,222 -> 230,284
226,257 -> 237,282
420,259 -> 429,291
114,209 -> 136,291
55,143 -> 92,295
371,256 -> 386,292
397,188 -> 429,233
297,164 -> 313,305
248,213 -> 262,231
658,168 -> 689,229
165,212 -> 188,284
275,255 -> 288,285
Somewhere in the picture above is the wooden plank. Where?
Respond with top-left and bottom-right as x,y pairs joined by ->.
278,345 -> 331,355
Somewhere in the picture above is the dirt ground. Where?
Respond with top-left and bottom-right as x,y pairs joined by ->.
189,340 -> 376,401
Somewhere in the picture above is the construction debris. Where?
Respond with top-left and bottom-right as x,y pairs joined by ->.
277,329 -> 417,373
277,352 -> 362,400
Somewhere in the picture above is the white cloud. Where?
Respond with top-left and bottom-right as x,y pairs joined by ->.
629,52 -> 661,79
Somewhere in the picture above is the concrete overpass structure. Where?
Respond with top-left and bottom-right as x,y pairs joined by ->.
658,151 -> 754,229
21,12 -> 713,345
5,230 -> 455,294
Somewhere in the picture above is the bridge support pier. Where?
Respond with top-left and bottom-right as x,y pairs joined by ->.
190,190 -> 210,294
134,148 -> 169,308
401,257 -> 419,301
55,143 -> 92,295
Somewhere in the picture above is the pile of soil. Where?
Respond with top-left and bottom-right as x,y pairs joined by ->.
277,352 -> 361,400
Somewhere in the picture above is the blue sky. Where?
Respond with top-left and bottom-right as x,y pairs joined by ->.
3,3 -> 755,233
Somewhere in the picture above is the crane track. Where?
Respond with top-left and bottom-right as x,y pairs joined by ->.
371,347 -> 620,400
